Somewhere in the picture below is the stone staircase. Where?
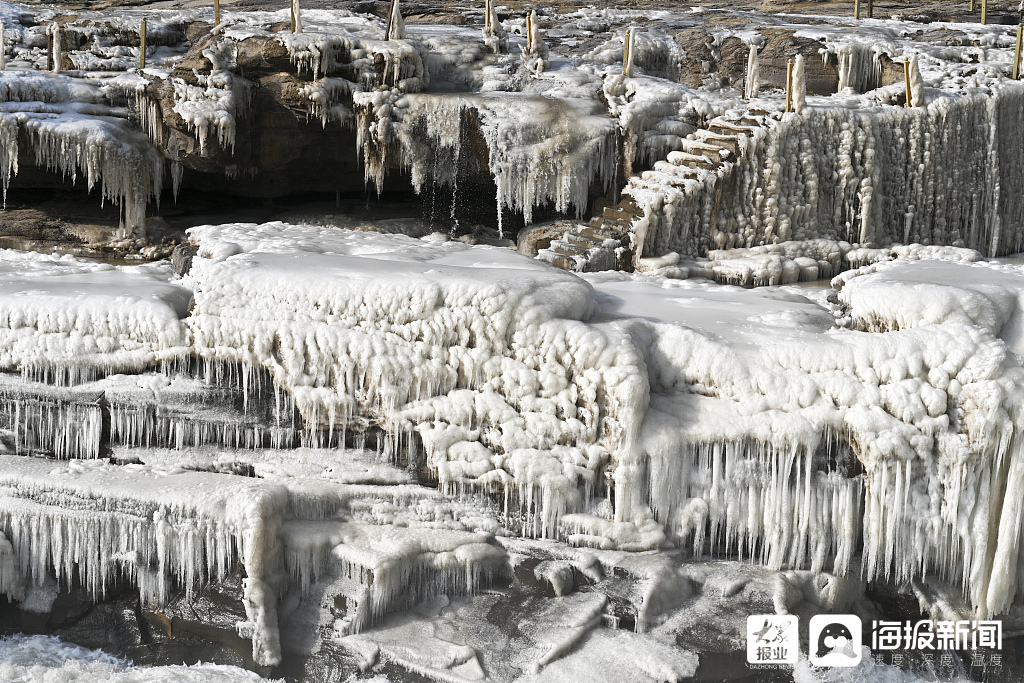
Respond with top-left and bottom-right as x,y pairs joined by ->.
537,113 -> 765,273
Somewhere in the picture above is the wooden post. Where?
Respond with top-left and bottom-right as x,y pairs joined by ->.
1016,23 -> 1023,80
484,0 -> 491,31
290,0 -> 297,33
904,60 -> 912,107
46,27 -> 53,71
854,0 -> 860,19
384,0 -> 395,39
866,0 -> 872,18
982,0 -> 987,24
971,0 -> 975,11
785,58 -> 794,113
214,0 -> 221,26
140,19 -> 146,70
525,12 -> 532,52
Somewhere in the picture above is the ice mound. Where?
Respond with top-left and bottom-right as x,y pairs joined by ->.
0,251 -> 191,384
586,267 -> 1024,619
186,222 -> 643,537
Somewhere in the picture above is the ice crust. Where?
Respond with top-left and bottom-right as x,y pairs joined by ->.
0,251 -> 190,383
178,225 -> 1024,626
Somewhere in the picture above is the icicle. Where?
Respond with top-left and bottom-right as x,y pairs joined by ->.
907,55 -> 925,108
171,161 -> 183,200
49,23 -> 61,74
0,114 -> 17,205
384,0 -> 404,40
481,0 -> 508,54
791,54 -> 806,114
744,43 -> 759,99
522,10 -> 547,76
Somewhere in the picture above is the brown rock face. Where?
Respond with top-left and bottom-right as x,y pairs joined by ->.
753,30 -> 841,95
150,31 -> 368,199
674,30 -> 750,89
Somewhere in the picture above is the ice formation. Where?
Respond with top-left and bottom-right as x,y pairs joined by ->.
170,38 -> 238,155
743,44 -> 759,100
0,251 -> 190,383
481,0 -> 507,54
4,224 -> 1024,667
628,82 -> 1024,262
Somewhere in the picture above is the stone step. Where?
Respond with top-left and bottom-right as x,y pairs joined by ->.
707,121 -> 757,137
549,241 -> 591,257
617,195 -> 639,213
653,160 -> 711,177
604,205 -> 641,223
540,253 -> 578,270
564,232 -> 602,249
579,225 -> 622,243
665,151 -> 717,169
680,140 -> 730,162
693,130 -> 741,154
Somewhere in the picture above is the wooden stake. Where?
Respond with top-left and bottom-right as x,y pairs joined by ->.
46,28 -> 53,71
866,0 -> 872,18
1015,23 -> 1023,80
290,0 -> 297,33
982,0 -> 987,24
525,12 -> 532,52
971,0 -> 975,11
214,0 -> 221,26
785,58 -> 794,113
484,0 -> 490,31
904,60 -> 912,107
854,0 -> 860,20
140,19 -> 146,70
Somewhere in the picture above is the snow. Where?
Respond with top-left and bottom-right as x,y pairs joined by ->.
582,262 -> 1024,619
0,251 -> 190,384
185,223 -> 638,537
